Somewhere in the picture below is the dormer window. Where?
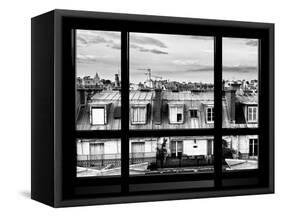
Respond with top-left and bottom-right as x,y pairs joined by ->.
169,104 -> 184,124
248,106 -> 258,123
89,103 -> 110,125
90,106 -> 106,125
131,105 -> 147,124
206,107 -> 214,123
190,109 -> 198,118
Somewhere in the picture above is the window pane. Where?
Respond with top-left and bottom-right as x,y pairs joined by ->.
129,33 -> 214,129
177,113 -> 182,122
91,107 -> 105,125
139,107 -> 146,122
222,135 -> 258,171
75,30 -> 121,130
129,136 -> 214,176
222,37 -> 259,128
77,138 -> 121,177
190,110 -> 198,118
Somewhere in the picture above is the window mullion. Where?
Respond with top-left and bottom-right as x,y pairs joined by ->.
214,35 -> 223,188
121,30 -> 129,193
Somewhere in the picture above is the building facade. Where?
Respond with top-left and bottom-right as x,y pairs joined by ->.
76,87 -> 259,175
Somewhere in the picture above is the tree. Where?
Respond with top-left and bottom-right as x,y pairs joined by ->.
222,139 -> 236,164
156,138 -> 168,168
103,79 -> 112,85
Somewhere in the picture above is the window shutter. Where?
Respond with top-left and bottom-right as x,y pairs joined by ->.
170,107 -> 176,123
253,107 -> 257,121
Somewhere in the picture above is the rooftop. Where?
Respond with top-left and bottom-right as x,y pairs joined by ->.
77,89 -> 258,130
236,95 -> 258,105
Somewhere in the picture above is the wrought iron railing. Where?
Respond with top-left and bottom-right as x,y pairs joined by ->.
77,153 -> 214,168
77,154 -> 121,168
77,153 -> 156,168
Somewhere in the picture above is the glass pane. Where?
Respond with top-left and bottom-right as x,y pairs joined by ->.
222,38 -> 259,128
75,30 -> 121,130
76,138 -> 121,177
222,135 -> 258,171
129,136 -> 214,176
129,33 -> 214,129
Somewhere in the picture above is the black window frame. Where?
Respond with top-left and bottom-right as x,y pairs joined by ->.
57,10 -> 274,205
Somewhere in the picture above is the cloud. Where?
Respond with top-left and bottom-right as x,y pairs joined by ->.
77,31 -> 121,51
140,48 -> 168,54
100,31 -> 121,39
190,66 -> 214,72
76,54 -> 97,64
76,35 -> 88,45
189,36 -> 213,40
78,31 -> 168,49
130,43 -> 168,54
190,65 -> 257,73
107,42 -> 121,50
223,65 -> 258,72
77,34 -> 109,45
130,44 -> 140,49
173,59 -> 199,66
245,39 -> 258,47
130,35 -> 167,48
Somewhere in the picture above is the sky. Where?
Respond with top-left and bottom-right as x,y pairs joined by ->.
76,30 -> 258,83
222,37 -> 258,81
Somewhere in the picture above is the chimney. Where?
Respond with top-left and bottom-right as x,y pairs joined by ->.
153,88 -> 162,125
115,73 -> 120,88
231,82 -> 241,91
224,89 -> 236,123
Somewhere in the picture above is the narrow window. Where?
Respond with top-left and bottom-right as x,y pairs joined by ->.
248,106 -> 258,123
177,113 -> 182,122
206,107 -> 214,123
171,140 -> 177,158
171,140 -> 183,158
249,138 -> 258,157
131,106 -> 147,124
177,141 -> 183,158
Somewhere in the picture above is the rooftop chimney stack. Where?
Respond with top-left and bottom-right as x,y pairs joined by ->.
154,88 -> 162,125
115,73 -> 120,88
225,89 -> 236,123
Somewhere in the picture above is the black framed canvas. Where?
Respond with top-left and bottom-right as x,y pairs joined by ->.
31,9 -> 274,207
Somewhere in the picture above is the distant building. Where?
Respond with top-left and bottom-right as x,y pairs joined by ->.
93,72 -> 101,85
76,77 -> 258,173
77,136 -> 214,171
223,89 -> 258,127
